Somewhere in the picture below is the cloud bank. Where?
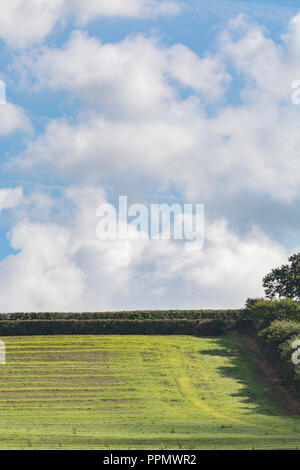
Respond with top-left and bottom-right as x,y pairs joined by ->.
0,8 -> 299,311
0,187 -> 287,311
12,17 -> 300,202
0,0 -> 180,48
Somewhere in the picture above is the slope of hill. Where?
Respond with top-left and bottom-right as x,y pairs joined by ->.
0,334 -> 299,449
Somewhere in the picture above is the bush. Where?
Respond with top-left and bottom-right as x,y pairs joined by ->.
256,319 -> 300,397
277,337 -> 300,386
247,299 -> 300,397
248,298 -> 300,330
259,320 -> 300,348
245,297 -> 263,310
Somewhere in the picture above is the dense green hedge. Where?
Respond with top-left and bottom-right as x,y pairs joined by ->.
277,338 -> 300,383
259,320 -> 300,348
248,299 -> 300,397
0,310 -> 244,321
248,298 -> 300,330
258,319 -> 300,389
0,318 -> 233,336
256,330 -> 300,392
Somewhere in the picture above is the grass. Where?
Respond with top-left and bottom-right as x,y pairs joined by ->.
0,334 -> 299,449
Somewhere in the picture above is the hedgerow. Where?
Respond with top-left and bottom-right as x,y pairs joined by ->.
0,318 -> 233,336
0,309 -> 244,321
247,300 -> 300,397
258,320 -> 300,348
248,298 -> 300,330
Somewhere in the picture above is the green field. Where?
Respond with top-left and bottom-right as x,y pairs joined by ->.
0,334 -> 299,449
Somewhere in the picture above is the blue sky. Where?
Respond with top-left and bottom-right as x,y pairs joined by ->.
0,0 -> 299,311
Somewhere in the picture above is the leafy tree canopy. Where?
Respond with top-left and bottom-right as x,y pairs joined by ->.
263,253 -> 300,299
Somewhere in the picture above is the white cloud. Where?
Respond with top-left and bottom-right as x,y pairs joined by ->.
169,44 -> 230,100
0,221 -> 86,311
12,94 -> 300,203
0,0 -> 65,49
17,32 -> 228,117
221,15 -> 291,102
0,102 -> 31,135
68,0 -> 180,23
0,186 -> 288,311
11,113 -> 201,183
0,0 -> 180,49
0,187 -> 23,212
1,14 -> 299,311
11,16 -> 300,203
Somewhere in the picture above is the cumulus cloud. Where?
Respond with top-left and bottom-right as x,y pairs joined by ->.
168,44 -> 229,99
0,0 -> 180,48
0,0 -> 65,49
11,15 -> 300,203
0,186 -> 288,311
0,187 -> 23,212
1,13 -> 299,311
10,113 -> 203,184
0,102 -> 31,135
0,221 -> 86,311
16,32 -> 228,116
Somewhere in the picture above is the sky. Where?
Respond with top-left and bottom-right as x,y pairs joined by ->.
0,0 -> 299,312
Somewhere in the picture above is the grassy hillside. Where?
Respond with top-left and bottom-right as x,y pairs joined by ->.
0,334 -> 299,449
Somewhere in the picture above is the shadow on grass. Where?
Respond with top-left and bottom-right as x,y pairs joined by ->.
198,335 -> 291,418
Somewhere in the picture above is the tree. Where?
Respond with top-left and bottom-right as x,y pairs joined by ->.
263,253 -> 300,299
